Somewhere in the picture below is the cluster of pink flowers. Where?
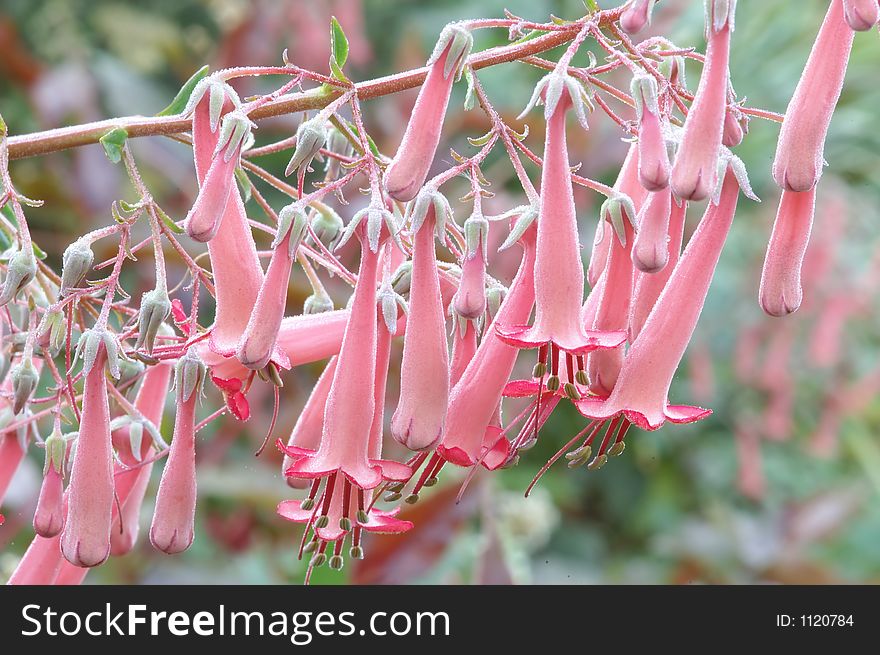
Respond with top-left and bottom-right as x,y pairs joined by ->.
1,0 -> 875,583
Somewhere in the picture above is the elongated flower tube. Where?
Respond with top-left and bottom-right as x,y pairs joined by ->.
61,335 -> 117,568
384,24 -> 472,201
578,167 -> 742,430
437,220 -> 537,470
498,74 -> 625,365
185,108 -> 253,242
391,199 -> 450,451
629,195 -> 687,340
759,187 -> 816,317
670,0 -> 735,201
620,0 -> 657,35
284,223 -> 410,494
772,0 -> 853,192
843,0 -> 880,30
632,187 -> 673,274
237,203 -> 308,369
588,146 -> 647,287
33,427 -> 67,538
110,363 -> 172,555
188,83 -> 265,357
0,408 -> 28,505
150,351 -> 206,554
588,196 -> 638,396
281,356 -> 338,490
452,212 -> 489,320
633,75 -> 670,192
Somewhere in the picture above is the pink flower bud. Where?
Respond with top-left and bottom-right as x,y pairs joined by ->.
384,25 -> 472,201
184,109 -> 252,242
453,214 -> 489,320
843,0 -> 880,30
391,205 -> 450,451
632,188 -> 673,274
236,203 -> 308,370
722,103 -> 748,147
772,0 -> 854,191
61,346 -> 114,568
670,1 -> 734,201
620,0 -> 656,35
629,196 -> 687,341
632,75 -> 670,191
759,187 -> 816,317
150,352 -> 205,554
33,458 -> 64,538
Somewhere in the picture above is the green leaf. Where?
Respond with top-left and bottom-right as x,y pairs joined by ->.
157,65 -> 210,116
511,29 -> 543,46
31,242 -> 47,260
330,17 -> 349,70
99,127 -> 128,164
583,0 -> 600,12
366,133 -> 380,157
234,167 -> 252,203
155,205 -> 184,234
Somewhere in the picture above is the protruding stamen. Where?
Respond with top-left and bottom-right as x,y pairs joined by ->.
563,382 -> 581,400
576,355 -> 588,386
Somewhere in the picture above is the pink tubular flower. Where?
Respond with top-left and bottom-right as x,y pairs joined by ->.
384,24 -> 472,202
0,426 -> 26,506
498,74 -> 626,369
578,166 -> 743,431
189,82 -> 265,357
185,107 -> 252,242
281,356 -> 338,489
236,203 -> 308,369
391,198 -> 450,451
33,429 -> 67,538
629,196 -> 686,340
670,0 -> 734,201
284,224 -> 410,492
772,0 -> 853,192
843,0 -> 880,31
61,337 -> 116,568
110,363 -> 173,555
759,187 -> 816,317
632,187 -> 673,274
436,219 -> 537,471
150,351 -> 206,554
633,75 -> 670,192
588,198 -> 637,397
452,213 -> 489,320
620,0 -> 656,35
278,228 -> 411,569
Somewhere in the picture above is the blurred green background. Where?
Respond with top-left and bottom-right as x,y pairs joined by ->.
2,0 -> 880,584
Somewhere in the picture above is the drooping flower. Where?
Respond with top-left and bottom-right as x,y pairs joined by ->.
281,357 -> 338,490
843,0 -> 880,31
497,71 -> 626,370
772,0 -> 853,192
629,195 -> 687,341
110,362 -> 173,556
452,211 -> 489,320
759,187 -> 816,317
150,350 -> 206,554
577,166 -> 744,435
670,0 -> 735,201
632,187 -> 673,274
60,330 -> 120,568
434,216 -> 537,472
33,426 -> 67,538
184,107 -> 254,242
620,0 -> 657,35
391,191 -> 452,451
236,202 -> 308,370
384,24 -> 473,202
587,193 -> 638,396
278,227 -> 411,569
632,74 -> 670,192
188,81 -> 265,358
